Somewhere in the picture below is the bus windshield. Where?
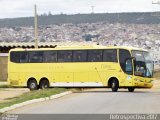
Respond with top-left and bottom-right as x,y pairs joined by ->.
132,50 -> 154,78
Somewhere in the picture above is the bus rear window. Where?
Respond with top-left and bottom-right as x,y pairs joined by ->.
10,52 -> 20,63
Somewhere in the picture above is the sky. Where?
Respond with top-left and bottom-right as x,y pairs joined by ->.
0,0 -> 160,18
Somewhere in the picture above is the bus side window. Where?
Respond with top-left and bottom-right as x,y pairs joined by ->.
73,50 -> 87,62
29,51 -> 43,63
88,50 -> 102,62
19,52 -> 28,63
103,49 -> 117,62
58,51 -> 72,62
43,51 -> 57,62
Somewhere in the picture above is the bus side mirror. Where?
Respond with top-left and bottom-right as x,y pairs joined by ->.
131,57 -> 136,61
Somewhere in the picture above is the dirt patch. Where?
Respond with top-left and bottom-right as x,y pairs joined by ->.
0,88 -> 29,103
152,80 -> 160,89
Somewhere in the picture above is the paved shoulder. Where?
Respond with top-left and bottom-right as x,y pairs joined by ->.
8,89 -> 160,114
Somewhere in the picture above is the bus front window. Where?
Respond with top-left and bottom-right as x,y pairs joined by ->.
143,52 -> 154,77
132,51 -> 154,78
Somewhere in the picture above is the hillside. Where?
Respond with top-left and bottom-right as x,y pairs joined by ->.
0,12 -> 160,27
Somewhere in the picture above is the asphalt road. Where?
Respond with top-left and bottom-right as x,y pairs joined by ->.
7,88 -> 160,114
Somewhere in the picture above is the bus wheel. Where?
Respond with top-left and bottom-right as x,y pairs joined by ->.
128,87 -> 135,92
28,79 -> 38,91
39,79 -> 49,89
111,79 -> 119,92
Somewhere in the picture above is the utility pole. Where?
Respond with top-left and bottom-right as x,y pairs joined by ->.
34,4 -> 38,49
91,6 -> 94,14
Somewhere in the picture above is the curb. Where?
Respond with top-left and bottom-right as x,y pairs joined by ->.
0,91 -> 72,113
0,82 -> 8,86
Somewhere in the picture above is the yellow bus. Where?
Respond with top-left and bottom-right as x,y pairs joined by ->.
8,45 -> 154,92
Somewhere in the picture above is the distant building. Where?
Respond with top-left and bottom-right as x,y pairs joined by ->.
0,53 -> 8,81
150,51 -> 160,70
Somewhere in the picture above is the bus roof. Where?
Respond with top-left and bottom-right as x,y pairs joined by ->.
9,45 -> 148,52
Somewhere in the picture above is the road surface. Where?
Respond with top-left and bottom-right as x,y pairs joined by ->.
7,88 -> 160,114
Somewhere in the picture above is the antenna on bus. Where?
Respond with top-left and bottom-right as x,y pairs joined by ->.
34,4 -> 38,49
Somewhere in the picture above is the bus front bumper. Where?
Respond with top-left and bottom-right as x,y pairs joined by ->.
133,81 -> 153,88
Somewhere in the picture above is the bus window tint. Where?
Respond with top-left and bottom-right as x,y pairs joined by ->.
88,50 -> 102,62
103,49 -> 117,62
43,51 -> 57,62
58,51 -> 72,62
119,49 -> 132,75
73,50 -> 87,62
20,52 -> 28,63
29,51 -> 43,63
10,52 -> 20,63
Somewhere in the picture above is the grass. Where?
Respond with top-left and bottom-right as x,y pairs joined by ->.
0,88 -> 67,110
154,71 -> 160,79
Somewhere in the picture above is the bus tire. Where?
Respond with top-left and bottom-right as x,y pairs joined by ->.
39,79 -> 49,89
27,79 -> 38,91
128,87 -> 135,92
111,79 -> 119,92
